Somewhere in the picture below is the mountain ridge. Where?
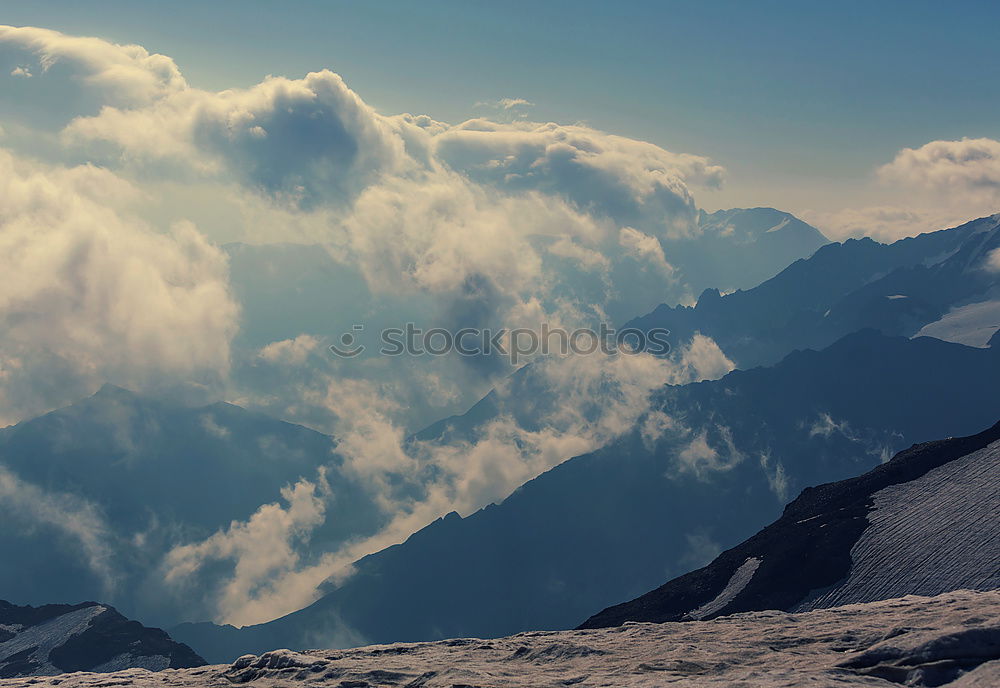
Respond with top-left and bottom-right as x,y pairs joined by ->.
580,419 -> 1000,628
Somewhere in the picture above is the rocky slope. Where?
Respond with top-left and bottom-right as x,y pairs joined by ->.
3,590 -> 998,687
581,421 -> 1000,628
0,601 -> 204,678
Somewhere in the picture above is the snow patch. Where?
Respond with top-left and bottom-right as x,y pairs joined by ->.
765,217 -> 790,233
915,299 -> 1000,348
798,440 -> 1000,610
687,557 -> 762,620
0,606 -> 105,676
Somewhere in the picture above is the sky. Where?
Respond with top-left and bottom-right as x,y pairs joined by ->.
5,0 -> 1000,217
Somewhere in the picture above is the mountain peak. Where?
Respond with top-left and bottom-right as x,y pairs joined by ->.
92,383 -> 138,400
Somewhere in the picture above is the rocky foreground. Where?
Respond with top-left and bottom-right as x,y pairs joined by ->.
2,590 -> 998,687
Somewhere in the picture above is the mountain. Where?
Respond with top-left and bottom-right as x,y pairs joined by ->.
21,591 -> 1000,688
171,331 -> 1000,662
664,207 -> 829,294
630,213 -> 1000,369
0,600 -> 204,678
581,420 -> 1000,628
419,214 -> 1000,448
0,385 -> 386,628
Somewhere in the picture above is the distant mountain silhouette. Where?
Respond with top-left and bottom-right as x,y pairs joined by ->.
0,600 -> 204,678
581,420 -> 1000,628
665,207 -> 829,294
172,331 -> 1000,662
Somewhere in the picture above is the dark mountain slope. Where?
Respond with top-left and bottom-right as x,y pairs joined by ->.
0,600 -> 205,677
581,420 -> 1000,628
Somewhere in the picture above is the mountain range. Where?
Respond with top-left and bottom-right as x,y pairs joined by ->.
3,210 -> 998,670
172,330 -> 1000,662
629,213 -> 1000,369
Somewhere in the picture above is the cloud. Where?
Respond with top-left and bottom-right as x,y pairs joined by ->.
808,412 -> 854,440
675,426 -> 744,479
258,334 -> 322,366
0,25 -> 185,129
799,206 -> 939,243
0,465 -> 117,591
987,247 -> 1000,273
618,226 -> 675,275
879,137 -> 1000,193
676,333 -> 736,381
55,44 -> 721,325
475,97 -> 534,111
758,450 -> 789,502
804,138 -> 1000,243
434,119 -> 724,238
66,70 -> 419,207
196,333 -> 734,625
0,149 -> 239,424
164,473 -> 334,626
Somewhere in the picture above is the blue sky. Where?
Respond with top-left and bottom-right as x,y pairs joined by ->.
6,0 -> 999,213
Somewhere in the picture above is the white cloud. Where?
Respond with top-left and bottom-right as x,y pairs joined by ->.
475,97 -> 534,111
618,226 -> 675,275
65,70 -> 419,206
804,138 -> 1000,243
53,45 -> 720,326
0,25 -> 185,129
640,411 -> 679,448
434,119 -> 724,239
200,334 -> 735,625
0,149 -> 239,424
164,474 -> 333,626
259,334 -> 322,366
987,247 -> 1000,273
808,412 -> 854,440
879,137 -> 1000,193
675,426 -> 744,479
758,450 -> 789,502
799,206 -> 940,243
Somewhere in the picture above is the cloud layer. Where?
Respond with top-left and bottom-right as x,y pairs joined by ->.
0,149 -> 238,423
805,137 -> 1000,242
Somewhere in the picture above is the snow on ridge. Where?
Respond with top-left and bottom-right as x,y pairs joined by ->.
798,440 -> 1000,611
0,606 -> 105,675
687,557 -> 761,620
